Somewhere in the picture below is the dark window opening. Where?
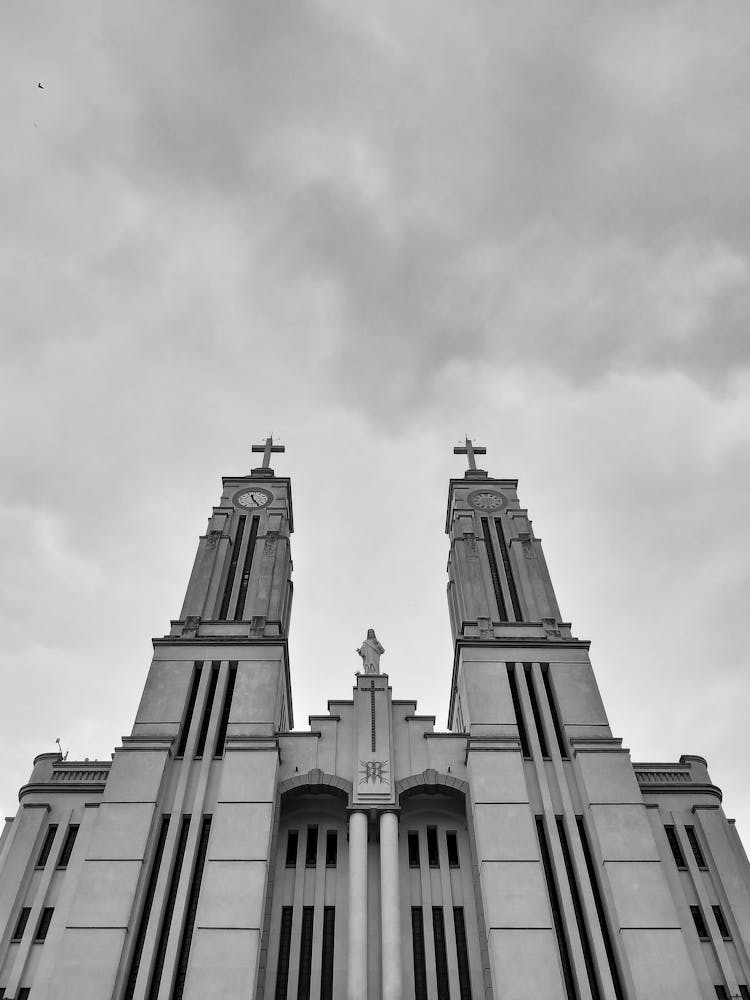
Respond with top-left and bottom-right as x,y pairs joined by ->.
408,831 -> 420,868
274,907 -> 293,1000
18,991 -> 30,1000
426,826 -> 440,868
446,832 -> 460,868
297,907 -> 314,1000
494,516 -> 523,621
686,826 -> 707,869
36,824 -> 58,868
738,986 -> 750,1000
691,905 -> 709,940
285,831 -> 299,868
481,517 -> 508,620
218,515 -> 246,620
411,908 -> 428,1000
712,905 -> 731,939
576,817 -> 625,1000
325,830 -> 338,868
320,907 -> 335,1000
12,908 -> 31,941
172,816 -> 212,1000
194,662 -> 220,758
233,516 -> 260,621
58,824 -> 79,868
524,664 -> 549,758
536,818 -> 575,1000
305,826 -> 318,868
213,661 -> 237,757
557,817 -> 601,1000
35,907 -> 54,942
542,666 -> 568,759
507,663 -> 531,758
176,663 -> 202,757
715,987 -> 729,1000
432,907 -> 450,1000
124,815 -> 170,1000
665,825 -> 687,868
147,815 -> 190,1000
453,907 -> 473,1000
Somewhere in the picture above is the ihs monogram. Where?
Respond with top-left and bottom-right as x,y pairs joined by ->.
359,760 -> 389,784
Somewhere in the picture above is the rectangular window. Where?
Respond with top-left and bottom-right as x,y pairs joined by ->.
213,661 -> 237,757
124,815 -> 170,1000
274,907 -> 293,1000
305,826 -> 318,868
172,816 -> 212,1000
194,662 -> 220,757
57,824 -> 79,868
285,831 -> 298,868
218,515 -> 246,620
524,663 -> 549,758
411,908 -> 428,1000
665,825 -> 687,868
408,831 -> 420,868
576,817 -> 625,1000
556,817 -> 601,1000
481,517 -> 508,620
297,907 -> 314,1000
506,663 -> 531,758
36,824 -> 58,868
542,666 -> 568,759
12,907 -> 31,941
426,826 -> 440,868
18,991 -> 29,1000
320,907 -> 335,1000
35,907 -> 54,942
738,987 -> 750,1000
176,663 -> 202,757
147,815 -> 190,1000
715,988 -> 729,1000
691,905 -> 709,940
686,826 -> 707,868
712,905 -> 731,939
453,907 -> 473,1000
494,516 -> 523,621
234,516 -> 260,621
446,831 -> 460,868
325,830 -> 338,868
536,818 -> 575,1000
432,908 -> 450,1000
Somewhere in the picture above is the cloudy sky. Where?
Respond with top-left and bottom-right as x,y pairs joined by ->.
2,2 -> 749,843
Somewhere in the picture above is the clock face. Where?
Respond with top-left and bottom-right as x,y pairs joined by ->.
232,487 -> 273,511
467,489 -> 507,512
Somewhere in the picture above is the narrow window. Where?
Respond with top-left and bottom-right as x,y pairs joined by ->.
557,817 -> 601,1000
57,824 -> 79,868
691,905 -> 709,940
305,825 -> 318,868
408,831 -> 420,868
432,908 -> 450,1000
320,907 -> 335,1000
576,817 -> 625,1000
194,662 -> 220,757
453,907 -> 473,1000
213,661 -> 237,757
36,824 -> 58,868
147,815 -> 190,1000
481,517 -> 508,620
524,664 -> 549,758
738,986 -> 750,1000
665,825 -> 687,868
325,830 -> 338,868
18,991 -> 30,1000
285,831 -> 298,868
233,517 -> 259,620
426,826 -> 440,868
446,831 -> 460,868
274,907 -> 293,1000
124,815 -> 170,1000
218,515 -> 246,620
176,663 -> 202,757
411,908 -> 428,1000
494,516 -> 523,621
542,666 -> 568,759
506,663 -> 531,758
536,818 -> 575,1000
34,907 -> 54,942
712,905 -> 731,939
172,816 -> 212,1000
297,907 -> 314,1000
686,826 -> 707,869
715,987 -> 729,1000
12,908 -> 31,941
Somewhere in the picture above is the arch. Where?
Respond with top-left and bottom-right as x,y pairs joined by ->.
278,767 -> 352,804
396,767 -> 469,804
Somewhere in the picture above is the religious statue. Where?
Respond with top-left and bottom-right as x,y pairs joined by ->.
356,628 -> 385,674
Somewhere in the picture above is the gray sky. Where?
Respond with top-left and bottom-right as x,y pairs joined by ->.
2,2 -> 749,843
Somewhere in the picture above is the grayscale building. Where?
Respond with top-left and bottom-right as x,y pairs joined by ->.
1,439 -> 749,1000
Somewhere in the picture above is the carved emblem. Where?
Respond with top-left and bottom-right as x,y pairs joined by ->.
359,760 -> 389,784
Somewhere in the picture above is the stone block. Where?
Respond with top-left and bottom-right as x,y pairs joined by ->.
210,803 -> 274,860
482,861 -> 550,929
550,661 -> 608,726
487,928 -> 565,999
605,861 -> 680,928
67,859 -> 141,927
104,750 -> 167,803
134,661 -> 192,726
47,927 -> 126,1000
589,804 -> 659,862
182,928 -> 260,1000
467,752 -> 528,804
86,803 -> 155,861
217,751 -> 278,803
196,860 -> 267,928
620,928 -> 703,999
576,751 -> 641,804
461,661 -> 515,727
230,661 -> 282,725
473,804 -> 538,862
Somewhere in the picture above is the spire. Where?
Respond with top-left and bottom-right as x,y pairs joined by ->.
251,435 -> 285,477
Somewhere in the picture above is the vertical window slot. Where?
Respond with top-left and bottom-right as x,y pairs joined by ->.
297,906 -> 314,1000
325,830 -> 338,868
432,907 -> 450,1000
453,907 -> 473,1000
233,515 -> 259,621
34,907 -> 54,942
576,817 -> 625,1000
542,666 -> 568,759
426,827 -> 440,868
172,815 -> 212,1000
57,824 -> 79,868
213,661 -> 237,757
506,664 -> 531,758
686,826 -> 707,868
124,815 -> 170,1000
408,831 -> 420,868
557,817 -> 601,1000
716,988 -> 729,1000
285,831 -> 298,868
194,662 -> 220,758
36,825 -> 58,868
494,517 -> 523,621
305,826 -> 318,868
524,664 -> 549,758
176,663 -> 202,757
320,907 -> 335,1000
411,908 -> 428,1000
535,817 -> 575,1000
274,907 -> 293,1000
481,518 -> 508,620
712,905 -> 731,939
737,986 -> 749,999
446,832 -> 460,868
218,515 -> 246,620
18,991 -> 30,1000
12,908 -> 31,941
665,825 -> 687,869
691,905 -> 709,939
148,815 -> 190,1000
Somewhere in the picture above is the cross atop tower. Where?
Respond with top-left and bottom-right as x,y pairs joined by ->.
251,435 -> 285,477
454,436 -> 487,476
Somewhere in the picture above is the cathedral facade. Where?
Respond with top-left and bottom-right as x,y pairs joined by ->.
1,441 -> 749,999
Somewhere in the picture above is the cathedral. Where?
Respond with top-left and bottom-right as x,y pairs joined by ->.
1,439 -> 749,1000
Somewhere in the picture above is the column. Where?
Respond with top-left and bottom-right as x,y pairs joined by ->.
380,811 -> 402,1000
348,810 -> 368,1000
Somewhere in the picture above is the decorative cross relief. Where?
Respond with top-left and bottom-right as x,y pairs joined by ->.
359,760 -> 389,784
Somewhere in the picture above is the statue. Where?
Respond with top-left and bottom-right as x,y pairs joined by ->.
356,628 -> 385,674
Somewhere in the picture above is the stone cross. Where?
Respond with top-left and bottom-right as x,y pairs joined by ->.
252,436 -> 285,469
454,436 -> 486,472
357,628 -> 385,674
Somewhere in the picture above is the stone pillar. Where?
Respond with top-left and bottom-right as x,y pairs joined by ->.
379,810 -> 402,1000
348,810 -> 368,1000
